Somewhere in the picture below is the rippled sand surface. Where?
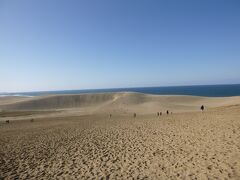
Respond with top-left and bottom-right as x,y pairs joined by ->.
1,106 -> 240,179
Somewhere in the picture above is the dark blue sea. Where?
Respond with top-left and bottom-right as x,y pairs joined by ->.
1,84 -> 240,97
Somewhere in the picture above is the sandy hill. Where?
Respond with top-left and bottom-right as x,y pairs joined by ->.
0,96 -> 30,106
1,92 -> 240,114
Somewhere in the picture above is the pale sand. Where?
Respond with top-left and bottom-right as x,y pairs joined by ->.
0,93 -> 240,179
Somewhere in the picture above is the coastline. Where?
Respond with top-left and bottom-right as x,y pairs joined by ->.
1,84 -> 240,97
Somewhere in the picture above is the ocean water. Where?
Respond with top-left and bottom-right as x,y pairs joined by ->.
1,84 -> 240,97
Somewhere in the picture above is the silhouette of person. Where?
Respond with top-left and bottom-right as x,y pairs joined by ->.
134,113 -> 136,118
157,112 -> 160,116
201,105 -> 205,112
166,110 -> 169,115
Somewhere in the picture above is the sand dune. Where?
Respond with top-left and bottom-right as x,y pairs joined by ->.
1,92 -> 240,114
0,105 -> 240,179
0,93 -> 240,179
0,93 -> 117,110
0,96 -> 31,106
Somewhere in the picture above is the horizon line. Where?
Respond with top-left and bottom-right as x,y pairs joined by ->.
1,83 -> 240,94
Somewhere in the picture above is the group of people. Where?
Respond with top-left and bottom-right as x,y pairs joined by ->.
133,111 -> 170,118
109,105 -> 205,119
157,111 -> 170,117
5,105 -> 206,124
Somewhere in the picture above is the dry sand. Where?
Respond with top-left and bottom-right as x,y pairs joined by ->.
0,92 -> 240,179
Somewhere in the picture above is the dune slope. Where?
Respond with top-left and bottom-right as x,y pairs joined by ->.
1,92 -> 240,113
0,105 -> 240,179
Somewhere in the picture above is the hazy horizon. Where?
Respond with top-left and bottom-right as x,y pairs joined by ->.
1,0 -> 240,92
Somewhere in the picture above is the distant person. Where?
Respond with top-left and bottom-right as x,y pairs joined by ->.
201,105 -> 205,112
166,110 -> 169,115
133,113 -> 136,118
109,114 -> 112,118
160,112 -> 162,116
157,112 -> 160,117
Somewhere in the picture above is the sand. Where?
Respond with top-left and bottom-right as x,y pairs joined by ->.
0,92 -> 240,179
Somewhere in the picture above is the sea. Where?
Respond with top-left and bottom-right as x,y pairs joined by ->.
1,84 -> 240,97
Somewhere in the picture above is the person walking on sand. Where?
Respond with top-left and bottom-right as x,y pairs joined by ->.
166,110 -> 169,115
133,113 -> 136,118
201,105 -> 205,112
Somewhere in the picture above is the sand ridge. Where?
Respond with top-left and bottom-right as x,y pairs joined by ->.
1,92 -> 240,113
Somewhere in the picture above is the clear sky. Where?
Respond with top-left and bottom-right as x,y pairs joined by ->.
0,0 -> 240,92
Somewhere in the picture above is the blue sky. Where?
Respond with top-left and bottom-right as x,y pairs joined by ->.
0,0 -> 240,92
